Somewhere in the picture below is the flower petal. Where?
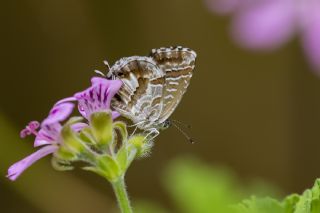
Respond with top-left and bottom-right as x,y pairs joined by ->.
7,145 -> 58,181
112,111 -> 120,119
74,77 -> 122,118
55,97 -> 77,106
71,122 -> 89,132
34,123 -> 61,147
231,0 -> 296,50
42,103 -> 74,126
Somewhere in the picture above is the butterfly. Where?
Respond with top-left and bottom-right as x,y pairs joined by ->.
107,46 -> 196,138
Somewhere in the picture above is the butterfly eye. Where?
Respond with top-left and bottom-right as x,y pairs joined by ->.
163,120 -> 171,129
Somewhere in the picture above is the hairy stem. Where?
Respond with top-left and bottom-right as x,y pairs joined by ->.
112,176 -> 133,213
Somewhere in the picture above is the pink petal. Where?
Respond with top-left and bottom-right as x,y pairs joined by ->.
231,0 -> 296,50
71,122 -> 88,132
55,97 -> 77,106
91,77 -> 110,85
105,79 -> 122,107
77,104 -> 88,119
7,145 -> 58,181
42,103 -> 74,126
74,77 -> 122,118
112,111 -> 120,119
34,123 -> 61,147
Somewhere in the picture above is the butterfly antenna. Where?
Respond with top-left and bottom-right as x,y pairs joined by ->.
171,122 -> 195,144
171,119 -> 192,129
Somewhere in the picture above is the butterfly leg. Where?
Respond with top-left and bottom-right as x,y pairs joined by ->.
130,125 -> 139,137
128,120 -> 147,137
144,128 -> 159,141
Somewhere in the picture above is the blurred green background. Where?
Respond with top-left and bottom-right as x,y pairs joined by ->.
2,1 -> 320,212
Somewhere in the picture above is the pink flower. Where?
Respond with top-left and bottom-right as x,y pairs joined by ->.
59,77 -> 123,120
75,77 -> 122,119
7,77 -> 122,181
7,103 -> 74,181
206,0 -> 320,71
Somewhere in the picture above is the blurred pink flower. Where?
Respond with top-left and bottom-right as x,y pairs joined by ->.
205,0 -> 320,71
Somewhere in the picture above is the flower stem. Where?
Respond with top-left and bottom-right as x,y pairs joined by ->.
112,176 -> 133,213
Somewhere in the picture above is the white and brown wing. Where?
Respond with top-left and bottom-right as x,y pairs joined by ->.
109,56 -> 165,127
150,46 -> 196,123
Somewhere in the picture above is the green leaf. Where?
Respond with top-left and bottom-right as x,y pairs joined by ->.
311,179 -> 320,198
90,111 -> 113,147
134,200 -> 169,213
283,194 -> 299,213
236,197 -> 283,213
164,157 -> 243,213
233,179 -> 320,213
311,199 -> 320,213
295,190 -> 312,213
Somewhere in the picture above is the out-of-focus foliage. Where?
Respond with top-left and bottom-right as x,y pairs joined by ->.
234,179 -> 320,213
134,201 -> 169,213
136,157 -> 320,213
136,157 -> 280,213
164,157 -> 245,213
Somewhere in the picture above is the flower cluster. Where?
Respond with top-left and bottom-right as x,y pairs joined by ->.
205,0 -> 320,72
7,77 -> 151,182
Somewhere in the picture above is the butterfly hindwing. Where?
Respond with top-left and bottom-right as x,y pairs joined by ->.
150,46 -> 196,123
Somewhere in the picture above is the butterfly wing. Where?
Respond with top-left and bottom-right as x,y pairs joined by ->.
150,46 -> 197,123
110,56 -> 165,127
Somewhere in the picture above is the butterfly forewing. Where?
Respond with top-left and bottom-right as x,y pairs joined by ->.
110,56 -> 165,127
109,46 -> 196,130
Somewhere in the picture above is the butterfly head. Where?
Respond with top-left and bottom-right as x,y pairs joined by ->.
158,119 -> 172,131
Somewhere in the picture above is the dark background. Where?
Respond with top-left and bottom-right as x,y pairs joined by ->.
1,1 -> 320,212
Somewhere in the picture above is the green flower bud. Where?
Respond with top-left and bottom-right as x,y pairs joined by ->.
55,145 -> 76,161
60,122 -> 98,164
79,127 -> 96,144
127,135 -> 153,158
61,124 -> 86,154
91,155 -> 121,182
116,146 -> 134,172
90,111 -> 113,148
51,156 -> 74,171
113,121 -> 128,144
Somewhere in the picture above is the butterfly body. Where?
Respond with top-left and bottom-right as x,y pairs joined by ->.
108,46 -> 196,133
